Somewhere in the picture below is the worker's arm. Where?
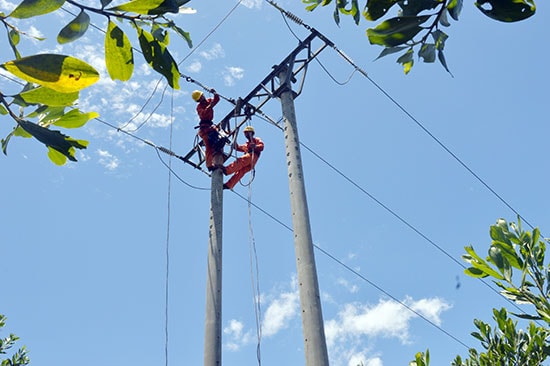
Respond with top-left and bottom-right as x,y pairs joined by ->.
253,138 -> 264,153
207,91 -> 220,109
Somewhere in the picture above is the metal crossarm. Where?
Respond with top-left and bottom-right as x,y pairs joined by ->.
181,28 -> 332,170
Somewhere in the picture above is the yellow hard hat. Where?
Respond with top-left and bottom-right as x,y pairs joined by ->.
243,126 -> 255,134
192,90 -> 203,102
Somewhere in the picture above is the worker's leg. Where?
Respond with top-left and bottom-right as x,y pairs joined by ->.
224,165 -> 252,189
204,141 -> 214,168
224,154 -> 252,175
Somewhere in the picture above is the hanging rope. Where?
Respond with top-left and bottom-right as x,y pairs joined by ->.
247,183 -> 263,366
163,91 -> 175,366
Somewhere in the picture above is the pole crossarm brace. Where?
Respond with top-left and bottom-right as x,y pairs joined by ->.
181,28 -> 333,170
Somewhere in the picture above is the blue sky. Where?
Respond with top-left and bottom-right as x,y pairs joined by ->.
1,0 -> 548,365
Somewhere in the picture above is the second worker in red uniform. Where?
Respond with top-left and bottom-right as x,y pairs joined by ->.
223,126 -> 264,190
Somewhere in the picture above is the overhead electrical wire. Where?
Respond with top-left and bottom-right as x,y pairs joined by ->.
4,0 -> 539,358
95,110 -> 477,351
94,93 -> 533,351
266,0 -> 538,232
228,189 -> 472,350
262,5 -> 545,321
260,110 -> 533,320
61,0 -> 244,133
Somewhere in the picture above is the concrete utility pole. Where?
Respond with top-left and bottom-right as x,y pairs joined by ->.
278,65 -> 330,366
204,155 -> 224,366
184,29 -> 333,366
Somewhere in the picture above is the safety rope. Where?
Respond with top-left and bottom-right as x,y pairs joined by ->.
247,183 -> 263,366
163,91 -> 175,366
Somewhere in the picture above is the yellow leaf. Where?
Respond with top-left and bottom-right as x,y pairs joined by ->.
1,54 -> 99,93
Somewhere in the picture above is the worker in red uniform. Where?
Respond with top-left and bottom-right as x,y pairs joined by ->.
223,126 -> 264,190
192,89 -> 226,171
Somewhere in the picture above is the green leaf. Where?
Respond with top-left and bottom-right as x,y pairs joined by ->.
463,246 -> 504,279
396,48 -> 414,74
17,119 -> 87,163
1,54 -> 99,93
333,4 -> 341,25
492,240 -> 523,269
489,246 -> 512,281
490,221 -> 513,245
152,23 -> 169,44
9,0 -> 65,19
437,49 -> 453,76
419,43 -> 436,63
47,146 -> 68,165
18,86 -> 79,107
8,29 -> 21,59
431,29 -> 448,50
101,0 -> 114,8
27,105 -> 65,122
337,0 -> 361,25
137,26 -> 180,89
439,8 -> 451,27
465,266 -> 490,278
57,10 -> 90,44
2,131 -> 15,155
52,109 -> 99,129
364,0 -> 397,21
464,245 -> 486,263
399,0 -> 440,16
366,15 -> 431,47
0,105 -> 7,115
105,21 -> 134,81
447,0 -> 463,20
108,0 -> 180,15
13,125 -> 32,138
375,45 -> 408,60
474,0 -> 535,22
168,22 -> 193,48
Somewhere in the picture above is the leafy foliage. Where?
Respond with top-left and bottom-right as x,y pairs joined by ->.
0,315 -> 29,366
303,0 -> 536,74
410,218 -> 550,365
452,308 -> 549,366
1,0 -> 193,164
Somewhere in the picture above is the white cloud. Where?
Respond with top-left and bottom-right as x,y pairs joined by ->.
325,297 -> 451,366
97,149 -> 119,170
199,43 -> 225,60
240,0 -> 263,9
337,278 -> 359,294
185,61 -> 202,73
139,63 -> 153,76
0,0 -> 16,12
348,351 -> 383,366
26,25 -> 44,40
223,66 -> 244,86
223,319 -> 255,351
179,7 -> 197,14
409,297 -> 451,325
262,288 -> 299,337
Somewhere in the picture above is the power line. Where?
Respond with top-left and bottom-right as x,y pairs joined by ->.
252,114 -> 532,328
94,117 -> 211,189
266,0 -> 537,234
95,98 -> 478,352
228,190 -> 471,350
